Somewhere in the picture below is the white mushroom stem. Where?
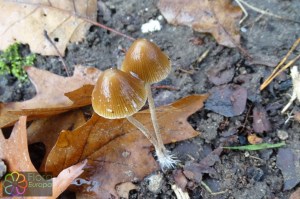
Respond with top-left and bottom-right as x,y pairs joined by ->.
145,83 -> 178,170
126,116 -> 158,147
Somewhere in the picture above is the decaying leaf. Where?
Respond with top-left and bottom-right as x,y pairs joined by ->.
276,148 -> 300,191
0,0 -> 97,56
157,0 -> 242,48
115,182 -> 137,199
27,110 -> 86,170
43,95 -> 208,198
205,84 -> 247,117
247,134 -> 263,145
252,104 -> 271,133
0,65 -> 101,128
183,147 -> 222,183
0,116 -> 87,198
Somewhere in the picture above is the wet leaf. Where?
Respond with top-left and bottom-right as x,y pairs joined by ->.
205,84 -> 247,117
0,0 -> 97,56
223,142 -> 285,151
0,66 -> 101,128
0,116 -> 87,198
252,104 -> 272,133
183,147 -> 222,183
44,95 -> 208,198
157,0 -> 242,48
277,148 -> 300,191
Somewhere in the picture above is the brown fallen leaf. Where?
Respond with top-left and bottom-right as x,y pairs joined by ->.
0,116 -> 87,198
0,0 -> 97,56
0,65 -> 101,128
115,182 -> 137,199
290,187 -> 300,199
27,110 -> 86,170
157,0 -> 242,48
44,95 -> 208,198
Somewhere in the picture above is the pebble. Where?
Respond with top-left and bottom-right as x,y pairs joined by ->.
0,159 -> 7,179
277,130 -> 289,140
147,173 -> 163,193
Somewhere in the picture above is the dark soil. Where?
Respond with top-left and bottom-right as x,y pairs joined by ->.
1,0 -> 300,198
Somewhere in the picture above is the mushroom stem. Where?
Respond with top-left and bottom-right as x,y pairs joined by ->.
145,83 -> 165,149
126,116 -> 158,147
145,84 -> 178,170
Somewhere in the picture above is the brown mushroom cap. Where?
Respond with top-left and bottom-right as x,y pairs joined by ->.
121,38 -> 171,84
92,68 -> 147,119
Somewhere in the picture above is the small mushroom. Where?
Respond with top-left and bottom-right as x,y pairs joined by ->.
121,39 -> 177,169
92,68 -> 160,161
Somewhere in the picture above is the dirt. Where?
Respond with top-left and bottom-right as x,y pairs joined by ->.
1,0 -> 300,198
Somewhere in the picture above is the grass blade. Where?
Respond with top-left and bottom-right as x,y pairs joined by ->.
222,142 -> 286,151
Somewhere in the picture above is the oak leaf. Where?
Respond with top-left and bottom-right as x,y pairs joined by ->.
44,95 -> 208,198
0,65 -> 101,128
157,0 -> 242,48
0,0 -> 97,56
0,116 -> 87,198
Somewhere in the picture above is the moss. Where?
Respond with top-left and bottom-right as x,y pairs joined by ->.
0,43 -> 36,81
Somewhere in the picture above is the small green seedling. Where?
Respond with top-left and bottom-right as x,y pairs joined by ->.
222,142 -> 286,151
0,43 -> 36,81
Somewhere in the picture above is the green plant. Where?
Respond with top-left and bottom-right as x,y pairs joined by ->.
0,43 -> 36,81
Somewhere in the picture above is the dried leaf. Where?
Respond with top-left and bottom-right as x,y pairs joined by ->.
0,116 -> 87,198
290,187 -> 300,199
27,110 -> 86,170
252,105 -> 271,133
0,0 -> 97,56
157,0 -> 242,48
44,95 -> 208,198
0,66 -> 101,128
205,84 -> 247,117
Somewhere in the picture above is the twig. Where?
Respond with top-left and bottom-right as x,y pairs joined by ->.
260,38 -> 300,90
43,30 -> 70,76
234,0 -> 248,25
236,0 -> 300,24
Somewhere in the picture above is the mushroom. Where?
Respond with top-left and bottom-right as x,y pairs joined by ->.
121,38 -> 177,169
92,68 -> 164,164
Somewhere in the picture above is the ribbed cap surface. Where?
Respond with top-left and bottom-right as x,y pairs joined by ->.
92,68 -> 147,119
121,38 -> 171,84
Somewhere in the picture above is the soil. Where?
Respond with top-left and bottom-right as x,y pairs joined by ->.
1,0 -> 300,198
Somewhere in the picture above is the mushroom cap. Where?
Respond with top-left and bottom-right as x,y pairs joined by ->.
121,38 -> 171,84
92,68 -> 147,119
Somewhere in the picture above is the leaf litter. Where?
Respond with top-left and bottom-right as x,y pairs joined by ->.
0,116 -> 87,198
157,0 -> 242,48
0,0 -> 97,56
0,65 -> 101,128
41,95 -> 208,198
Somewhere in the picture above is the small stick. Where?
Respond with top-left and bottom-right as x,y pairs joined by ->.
260,38 -> 300,90
234,0 -> 248,25
237,0 -> 300,24
43,30 -> 70,76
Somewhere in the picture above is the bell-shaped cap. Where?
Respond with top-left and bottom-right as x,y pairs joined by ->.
92,68 -> 147,119
121,38 -> 171,84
